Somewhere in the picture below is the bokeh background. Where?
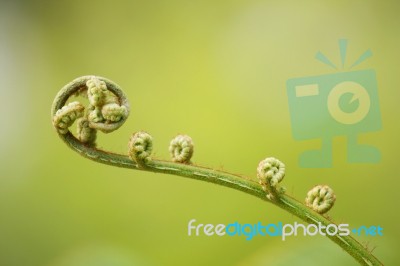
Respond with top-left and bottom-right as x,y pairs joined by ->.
1,0 -> 399,265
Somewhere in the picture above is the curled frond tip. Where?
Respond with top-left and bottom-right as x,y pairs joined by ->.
52,101 -> 85,134
257,157 -> 285,197
169,134 -> 194,163
305,185 -> 336,214
51,75 -> 130,145
128,131 -> 153,166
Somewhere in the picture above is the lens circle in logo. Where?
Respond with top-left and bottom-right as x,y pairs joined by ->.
327,81 -> 370,125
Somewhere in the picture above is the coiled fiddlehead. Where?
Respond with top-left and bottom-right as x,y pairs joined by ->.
257,157 -> 286,199
306,185 -> 336,214
52,101 -> 85,134
128,131 -> 153,166
51,75 -> 130,147
51,76 -> 383,266
169,135 -> 194,163
85,76 -> 129,133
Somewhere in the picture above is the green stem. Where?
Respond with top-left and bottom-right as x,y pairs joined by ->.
51,76 -> 382,266
57,133 -> 381,266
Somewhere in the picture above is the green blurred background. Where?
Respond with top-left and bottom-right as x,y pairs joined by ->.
1,0 -> 399,265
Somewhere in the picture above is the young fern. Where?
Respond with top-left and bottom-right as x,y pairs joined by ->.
128,131 -> 153,166
306,185 -> 336,214
257,157 -> 286,200
169,134 -> 194,164
51,76 -> 383,266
